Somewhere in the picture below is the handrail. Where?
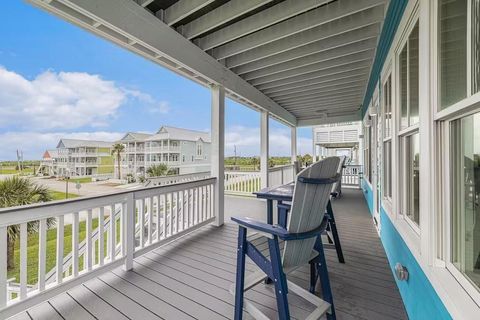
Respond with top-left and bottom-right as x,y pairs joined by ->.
0,177 -> 217,317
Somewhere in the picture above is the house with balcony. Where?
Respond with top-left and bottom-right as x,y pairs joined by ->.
54,139 -> 114,178
116,126 -> 211,179
1,0 -> 480,319
312,122 -> 362,163
38,150 -> 59,176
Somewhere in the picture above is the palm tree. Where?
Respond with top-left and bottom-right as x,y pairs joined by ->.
0,176 -> 54,270
146,163 -> 168,177
111,143 -> 125,179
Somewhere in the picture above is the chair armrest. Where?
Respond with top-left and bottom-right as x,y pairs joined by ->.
231,216 -> 328,241
277,203 -> 291,211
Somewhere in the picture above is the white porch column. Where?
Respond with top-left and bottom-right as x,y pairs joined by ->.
260,110 -> 269,188
211,85 -> 225,226
291,126 -> 297,164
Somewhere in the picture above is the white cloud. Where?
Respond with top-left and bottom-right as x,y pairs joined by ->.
0,131 -> 124,160
0,67 -> 169,131
225,126 -> 312,157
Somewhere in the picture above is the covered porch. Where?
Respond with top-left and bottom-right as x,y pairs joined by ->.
8,189 -> 407,320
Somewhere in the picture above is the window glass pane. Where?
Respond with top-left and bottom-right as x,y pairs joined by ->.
383,140 -> 392,199
474,0 -> 480,94
451,111 -> 480,290
439,0 -> 467,109
383,76 -> 392,138
409,23 -> 419,125
405,132 -> 420,225
400,46 -> 408,130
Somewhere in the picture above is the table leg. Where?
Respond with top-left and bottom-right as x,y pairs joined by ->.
267,199 -> 273,225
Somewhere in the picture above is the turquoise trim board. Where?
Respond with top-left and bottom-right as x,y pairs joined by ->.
361,178 -> 374,215
361,0 -> 408,117
379,208 -> 451,320
360,178 -> 451,319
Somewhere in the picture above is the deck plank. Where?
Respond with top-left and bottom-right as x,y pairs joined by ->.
12,189 -> 407,320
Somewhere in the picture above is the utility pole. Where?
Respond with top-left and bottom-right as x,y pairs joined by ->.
234,145 -> 237,167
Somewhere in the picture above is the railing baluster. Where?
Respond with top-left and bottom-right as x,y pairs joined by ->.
162,194 -> 167,240
138,199 -> 145,248
56,216 -> 64,285
85,209 -> 93,272
72,212 -> 79,277
99,207 -> 105,267
147,197 -> 153,245
124,195 -> 135,271
168,193 -> 173,237
19,223 -> 28,299
0,226 -> 7,307
38,219 -> 47,291
109,204 -> 116,262
174,192 -> 179,234
155,195 -> 161,242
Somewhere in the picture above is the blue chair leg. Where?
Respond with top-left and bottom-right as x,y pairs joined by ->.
327,201 -> 345,264
315,239 -> 336,320
309,261 -> 318,293
234,226 -> 247,320
268,237 -> 290,320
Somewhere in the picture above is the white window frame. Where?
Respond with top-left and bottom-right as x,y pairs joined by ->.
382,67 -> 394,207
434,0 -> 480,307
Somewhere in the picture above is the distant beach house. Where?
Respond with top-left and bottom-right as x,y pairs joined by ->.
39,139 -> 114,178
116,126 -> 211,179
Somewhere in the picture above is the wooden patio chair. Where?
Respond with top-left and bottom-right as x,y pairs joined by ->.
231,157 -> 340,320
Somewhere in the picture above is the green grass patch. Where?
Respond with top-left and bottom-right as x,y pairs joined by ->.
73,177 -> 92,184
49,191 -> 80,201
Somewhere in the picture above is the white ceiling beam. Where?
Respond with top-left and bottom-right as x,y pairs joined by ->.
267,75 -> 369,98
278,92 -> 364,106
180,0 -> 273,40
281,95 -> 363,108
249,50 -> 374,86
163,0 -> 216,26
256,60 -> 371,91
242,39 -> 377,81
297,112 -> 362,127
224,6 -> 384,68
30,0 -> 296,125
274,84 -> 367,103
135,0 -> 154,7
196,0 -> 332,50
262,70 -> 369,95
212,0 -> 386,60
232,24 -> 380,75
290,104 -> 360,113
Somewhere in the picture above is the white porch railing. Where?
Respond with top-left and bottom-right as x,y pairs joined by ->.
268,164 -> 295,188
224,171 -> 262,195
145,171 -> 211,187
0,178 -> 216,318
342,164 -> 363,188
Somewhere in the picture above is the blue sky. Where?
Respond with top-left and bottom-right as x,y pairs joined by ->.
0,0 -> 312,160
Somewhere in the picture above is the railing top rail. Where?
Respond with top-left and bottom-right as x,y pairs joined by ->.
0,177 -> 217,226
267,163 -> 295,172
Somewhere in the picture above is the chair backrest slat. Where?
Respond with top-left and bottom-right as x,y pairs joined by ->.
282,157 -> 340,268
333,156 -> 347,194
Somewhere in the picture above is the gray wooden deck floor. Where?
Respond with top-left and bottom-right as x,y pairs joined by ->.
9,189 -> 407,320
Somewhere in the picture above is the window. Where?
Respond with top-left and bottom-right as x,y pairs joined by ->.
363,119 -> 372,183
399,22 -> 419,130
383,74 -> 393,200
196,142 -> 203,157
450,111 -> 480,290
402,132 -> 420,225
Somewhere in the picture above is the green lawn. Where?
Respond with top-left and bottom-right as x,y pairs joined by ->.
0,166 -> 35,175
73,177 -> 92,184
8,215 -> 120,285
49,190 -> 80,201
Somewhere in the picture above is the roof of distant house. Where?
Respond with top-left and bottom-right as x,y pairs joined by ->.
118,132 -> 153,142
43,149 -> 59,159
146,126 -> 211,143
56,139 -> 113,149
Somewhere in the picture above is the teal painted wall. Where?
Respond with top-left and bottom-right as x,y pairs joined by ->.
361,178 -> 374,216
380,208 -> 452,320
361,178 -> 451,319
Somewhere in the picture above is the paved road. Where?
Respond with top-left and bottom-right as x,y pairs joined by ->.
30,177 -> 123,197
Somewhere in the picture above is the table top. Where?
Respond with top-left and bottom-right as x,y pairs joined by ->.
254,183 -> 294,201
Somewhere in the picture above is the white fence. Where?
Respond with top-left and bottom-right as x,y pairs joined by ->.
224,164 -> 296,195
268,164 -> 295,188
145,171 -> 211,187
0,178 -> 216,318
342,164 -> 363,188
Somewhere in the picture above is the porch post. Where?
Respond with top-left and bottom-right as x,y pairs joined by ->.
211,84 -> 225,226
291,126 -> 297,164
260,110 -> 269,188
